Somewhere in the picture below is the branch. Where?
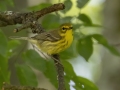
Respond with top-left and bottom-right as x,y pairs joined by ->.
52,54 -> 66,90
0,3 -> 65,33
35,3 -> 65,19
2,82 -> 47,90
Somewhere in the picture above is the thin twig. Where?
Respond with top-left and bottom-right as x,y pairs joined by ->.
35,3 -> 65,19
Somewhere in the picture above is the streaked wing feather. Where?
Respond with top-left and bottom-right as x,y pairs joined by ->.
31,30 -> 61,42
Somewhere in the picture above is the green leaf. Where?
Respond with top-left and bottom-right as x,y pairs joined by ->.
61,0 -> 72,13
63,61 -> 84,89
77,36 -> 93,61
63,61 -> 98,90
0,54 -> 10,88
64,75 -> 70,90
28,3 -> 52,11
22,49 -> 46,72
0,30 -> 7,56
0,1 -> 7,11
73,24 -> 82,31
7,40 -> 20,50
0,69 -> 5,89
91,24 -> 102,27
0,55 -> 9,77
42,14 -> 60,29
77,76 -> 98,90
6,0 -> 14,7
77,0 -> 90,8
63,60 -> 76,90
7,40 -> 21,58
60,50 -> 75,60
16,64 -> 38,86
92,34 -> 120,56
63,60 -> 76,77
0,0 -> 14,11
22,50 -> 58,88
78,14 -> 102,27
60,40 -> 77,60
60,16 -> 73,24
78,14 -> 92,25
44,61 -> 58,88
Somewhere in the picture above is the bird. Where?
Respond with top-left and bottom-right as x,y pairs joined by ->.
9,23 -> 73,59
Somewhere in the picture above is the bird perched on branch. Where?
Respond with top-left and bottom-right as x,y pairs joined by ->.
10,23 -> 73,59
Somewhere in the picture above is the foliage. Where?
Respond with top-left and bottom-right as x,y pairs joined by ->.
0,0 -> 14,11
0,30 -> 20,88
77,0 -> 90,8
0,0 -> 120,90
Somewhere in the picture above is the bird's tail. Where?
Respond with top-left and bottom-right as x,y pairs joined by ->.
9,36 -> 30,40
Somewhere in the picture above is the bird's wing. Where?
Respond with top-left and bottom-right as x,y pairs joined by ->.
31,30 -> 62,42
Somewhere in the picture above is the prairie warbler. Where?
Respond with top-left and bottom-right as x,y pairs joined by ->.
10,23 -> 73,59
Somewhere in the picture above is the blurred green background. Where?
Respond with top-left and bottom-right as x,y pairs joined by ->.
0,0 -> 120,90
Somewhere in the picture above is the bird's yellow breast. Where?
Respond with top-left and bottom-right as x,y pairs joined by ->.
64,29 -> 73,49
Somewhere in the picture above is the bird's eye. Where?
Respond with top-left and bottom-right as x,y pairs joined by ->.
62,27 -> 66,30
